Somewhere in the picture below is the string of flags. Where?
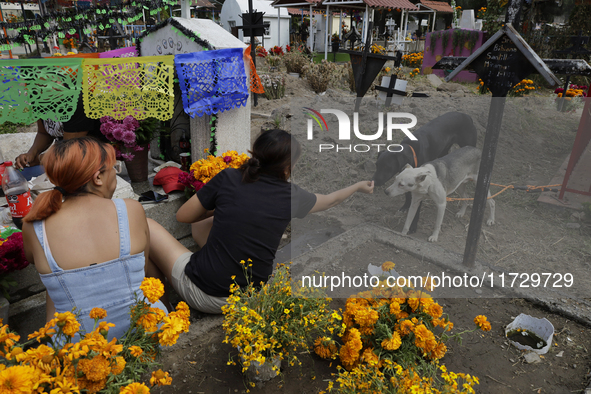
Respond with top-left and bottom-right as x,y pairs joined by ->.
0,47 -> 258,123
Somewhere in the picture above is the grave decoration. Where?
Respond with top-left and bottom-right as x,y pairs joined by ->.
174,48 -> 249,118
0,0 -> 177,52
235,0 -> 270,107
82,55 -> 175,121
0,58 -> 82,125
431,0 -> 588,267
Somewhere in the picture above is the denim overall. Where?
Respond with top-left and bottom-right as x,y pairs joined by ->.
34,198 -> 166,342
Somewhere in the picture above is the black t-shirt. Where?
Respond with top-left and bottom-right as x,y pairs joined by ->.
185,168 -> 317,297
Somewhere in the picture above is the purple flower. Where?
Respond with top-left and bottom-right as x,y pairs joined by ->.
100,116 -> 115,123
121,152 -> 135,161
133,145 -> 145,152
223,156 -> 232,163
123,116 -> 139,130
100,122 -> 114,135
122,130 -> 136,145
112,125 -> 125,141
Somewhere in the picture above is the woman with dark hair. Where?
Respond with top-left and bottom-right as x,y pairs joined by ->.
22,137 -> 166,341
148,129 -> 374,314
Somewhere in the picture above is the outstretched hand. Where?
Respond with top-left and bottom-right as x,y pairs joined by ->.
357,180 -> 375,194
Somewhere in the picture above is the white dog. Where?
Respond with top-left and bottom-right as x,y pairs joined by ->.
385,146 -> 495,242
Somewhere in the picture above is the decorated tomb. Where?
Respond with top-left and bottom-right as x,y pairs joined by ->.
138,17 -> 251,162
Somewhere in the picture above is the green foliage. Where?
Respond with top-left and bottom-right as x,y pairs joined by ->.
0,122 -> 25,134
430,32 -> 439,55
136,117 -> 160,146
481,0 -> 506,36
466,31 -> 479,52
441,31 -> 450,55
568,4 -> 591,34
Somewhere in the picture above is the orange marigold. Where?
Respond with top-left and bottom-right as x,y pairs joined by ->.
120,382 -> 150,394
89,308 -> 107,320
140,277 -> 165,304
129,346 -> 143,357
54,312 -> 80,337
78,355 -> 111,382
381,332 -> 402,351
150,369 -> 172,386
474,315 -> 491,331
314,337 -> 338,360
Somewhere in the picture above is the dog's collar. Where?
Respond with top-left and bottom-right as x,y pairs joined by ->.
408,145 -> 418,168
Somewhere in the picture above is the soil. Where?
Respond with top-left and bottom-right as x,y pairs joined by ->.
161,69 -> 591,393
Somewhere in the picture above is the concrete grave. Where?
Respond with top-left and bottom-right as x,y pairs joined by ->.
459,9 -> 476,30
139,18 -> 251,163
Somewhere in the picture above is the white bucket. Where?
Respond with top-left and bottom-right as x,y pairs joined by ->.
505,313 -> 554,355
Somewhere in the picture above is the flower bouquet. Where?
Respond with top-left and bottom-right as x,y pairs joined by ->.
319,265 -> 490,393
100,116 -> 159,161
0,228 -> 29,299
178,150 -> 249,197
0,277 -> 190,393
222,262 -> 343,385
63,33 -> 79,50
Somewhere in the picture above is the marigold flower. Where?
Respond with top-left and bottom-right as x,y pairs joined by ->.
140,277 -> 165,304
381,332 -> 402,351
381,261 -> 395,271
119,382 -> 150,394
0,365 -> 37,393
54,312 -> 80,337
108,356 -> 125,376
150,369 -> 172,386
314,337 -> 338,360
79,355 -> 111,382
474,315 -> 491,331
129,346 -> 143,357
89,308 -> 107,320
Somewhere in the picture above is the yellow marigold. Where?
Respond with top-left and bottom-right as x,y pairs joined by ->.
0,365 -> 36,394
474,315 -> 491,331
414,324 -> 436,351
353,308 -> 379,327
111,356 -> 126,375
150,369 -> 172,386
339,328 -> 362,369
314,337 -> 338,360
0,325 -> 21,348
381,332 -> 402,351
381,261 -> 395,271
140,278 -> 165,304
361,347 -> 379,366
426,303 -> 443,319
137,308 -> 166,333
158,315 -> 185,346
79,355 -> 111,382
28,319 -> 57,342
50,377 -> 80,394
399,320 -> 414,335
89,308 -> 107,320
429,341 -> 447,360
119,382 -> 150,394
389,301 -> 401,316
129,346 -> 143,357
54,312 -> 80,337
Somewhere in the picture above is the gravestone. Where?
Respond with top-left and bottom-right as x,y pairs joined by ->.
138,18 -> 251,163
459,10 -> 476,30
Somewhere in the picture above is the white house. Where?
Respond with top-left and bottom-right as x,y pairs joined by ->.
220,0 -> 291,50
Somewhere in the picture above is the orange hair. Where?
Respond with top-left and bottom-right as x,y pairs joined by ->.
24,137 -> 116,223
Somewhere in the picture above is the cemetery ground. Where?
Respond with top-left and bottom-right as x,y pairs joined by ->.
151,72 -> 591,393
5,70 -> 590,393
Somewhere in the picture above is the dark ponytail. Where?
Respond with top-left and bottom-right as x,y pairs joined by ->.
241,129 -> 301,183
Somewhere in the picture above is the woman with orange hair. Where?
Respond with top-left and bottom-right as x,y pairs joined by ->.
22,137 -> 166,342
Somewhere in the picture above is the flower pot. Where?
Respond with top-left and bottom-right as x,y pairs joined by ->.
246,356 -> 281,382
0,295 -> 9,325
124,144 -> 150,183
